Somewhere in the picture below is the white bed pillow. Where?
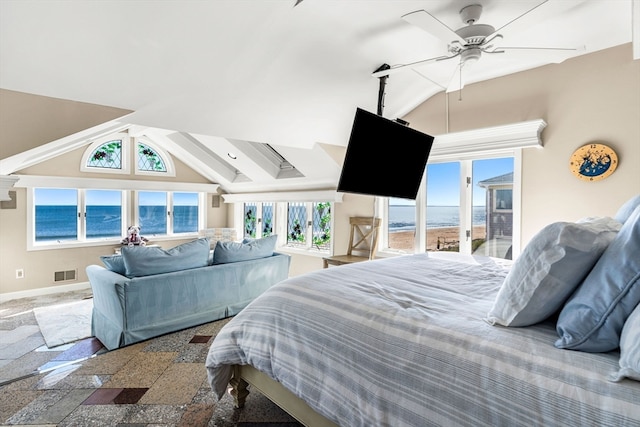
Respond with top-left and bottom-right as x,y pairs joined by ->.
485,217 -> 621,327
611,302 -> 640,382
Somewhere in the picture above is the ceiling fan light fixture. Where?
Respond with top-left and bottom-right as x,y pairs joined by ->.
461,47 -> 482,66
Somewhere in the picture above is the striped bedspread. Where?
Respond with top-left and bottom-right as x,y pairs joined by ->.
206,252 -> 640,427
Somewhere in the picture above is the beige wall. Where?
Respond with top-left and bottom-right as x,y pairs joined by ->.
405,43 -> 640,245
0,143 -> 226,296
0,89 -> 132,159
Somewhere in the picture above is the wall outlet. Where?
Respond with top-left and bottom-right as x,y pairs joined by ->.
16,269 -> 24,279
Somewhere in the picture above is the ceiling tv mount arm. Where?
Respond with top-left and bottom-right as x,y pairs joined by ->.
373,63 -> 410,126
374,64 -> 390,116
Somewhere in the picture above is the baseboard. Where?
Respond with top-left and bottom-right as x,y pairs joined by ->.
0,281 -> 91,304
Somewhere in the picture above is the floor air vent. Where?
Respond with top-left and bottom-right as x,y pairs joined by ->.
54,270 -> 77,282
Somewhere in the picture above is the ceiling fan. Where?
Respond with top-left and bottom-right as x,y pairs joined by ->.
373,1 -> 585,93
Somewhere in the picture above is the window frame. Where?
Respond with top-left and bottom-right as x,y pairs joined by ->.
22,175 -> 217,251
29,187 -> 127,249
80,134 -> 175,177
376,118 -> 544,260
228,190 -> 342,258
378,150 -> 522,258
80,133 -> 130,175
134,137 -> 175,177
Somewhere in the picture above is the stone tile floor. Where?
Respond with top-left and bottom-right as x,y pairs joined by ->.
0,289 -> 302,426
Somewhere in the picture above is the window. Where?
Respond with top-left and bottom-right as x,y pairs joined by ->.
243,202 -> 275,239
426,162 -> 461,253
287,202 -> 307,247
376,119 -> 547,258
173,192 -> 199,234
137,191 -> 201,236
30,186 -> 204,249
34,188 -> 78,242
262,203 -> 274,237
494,189 -> 513,211
81,133 -> 174,176
138,143 -> 167,172
244,203 -> 257,238
387,197 -> 416,252
285,202 -> 331,251
312,202 -> 331,250
383,156 -> 515,260
138,191 -> 167,236
86,190 -> 123,239
87,139 -> 123,170
34,188 -> 124,243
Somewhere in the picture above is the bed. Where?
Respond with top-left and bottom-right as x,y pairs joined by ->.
206,204 -> 640,426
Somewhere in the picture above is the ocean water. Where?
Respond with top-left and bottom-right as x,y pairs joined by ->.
35,205 -> 198,241
389,205 -> 486,232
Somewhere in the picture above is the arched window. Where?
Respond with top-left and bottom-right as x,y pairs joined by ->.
138,143 -> 167,172
81,133 -> 130,174
81,133 -> 174,176
87,139 -> 122,169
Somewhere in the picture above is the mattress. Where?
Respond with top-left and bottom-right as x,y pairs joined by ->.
206,252 -> 640,427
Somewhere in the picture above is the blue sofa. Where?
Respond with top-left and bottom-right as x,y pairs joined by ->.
87,237 -> 290,350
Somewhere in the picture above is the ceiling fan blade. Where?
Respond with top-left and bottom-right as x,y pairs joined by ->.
402,10 -> 467,46
497,45 -> 586,63
371,54 -> 455,78
488,0 -> 584,40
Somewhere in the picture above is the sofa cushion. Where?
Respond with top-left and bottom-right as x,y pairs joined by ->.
121,238 -> 210,277
100,254 -> 127,275
555,206 -> 640,352
485,217 -> 620,327
213,234 -> 277,264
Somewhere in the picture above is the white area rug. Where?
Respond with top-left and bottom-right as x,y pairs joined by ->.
33,299 -> 93,348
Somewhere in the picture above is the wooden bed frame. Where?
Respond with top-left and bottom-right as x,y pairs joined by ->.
230,364 -> 338,427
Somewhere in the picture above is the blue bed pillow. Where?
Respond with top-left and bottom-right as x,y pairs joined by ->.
610,302 -> 640,382
213,234 -> 277,264
485,217 -> 621,327
614,194 -> 640,224
555,206 -> 640,352
100,254 -> 126,276
121,238 -> 210,278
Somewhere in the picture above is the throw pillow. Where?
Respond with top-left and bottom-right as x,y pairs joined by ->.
555,206 -> 640,352
213,234 -> 277,264
121,238 -> 210,278
614,194 -> 640,224
100,254 -> 126,276
485,217 -> 621,327
610,302 -> 640,382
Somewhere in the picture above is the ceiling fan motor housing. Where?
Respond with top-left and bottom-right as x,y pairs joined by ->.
455,24 -> 495,46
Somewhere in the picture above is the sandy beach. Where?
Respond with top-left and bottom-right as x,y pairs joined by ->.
389,225 -> 486,251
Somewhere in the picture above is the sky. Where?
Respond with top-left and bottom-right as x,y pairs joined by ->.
392,156 -> 514,206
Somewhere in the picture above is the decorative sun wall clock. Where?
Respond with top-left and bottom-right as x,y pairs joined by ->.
569,143 -> 618,182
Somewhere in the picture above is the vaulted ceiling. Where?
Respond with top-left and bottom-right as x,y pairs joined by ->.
0,0 -> 636,194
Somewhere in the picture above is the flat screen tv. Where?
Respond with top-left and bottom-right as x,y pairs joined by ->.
337,108 -> 434,200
